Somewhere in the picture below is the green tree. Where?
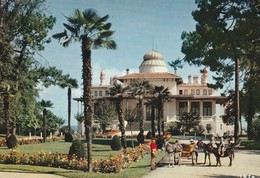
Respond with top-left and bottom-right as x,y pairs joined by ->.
110,83 -> 129,148
177,111 -> 201,135
129,80 -> 152,133
0,0 -> 56,138
170,0 -> 259,141
53,8 -> 117,172
124,107 -> 138,148
94,100 -> 116,133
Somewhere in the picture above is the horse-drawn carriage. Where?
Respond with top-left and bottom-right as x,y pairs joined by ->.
165,141 -> 198,166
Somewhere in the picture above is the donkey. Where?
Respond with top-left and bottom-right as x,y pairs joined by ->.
165,143 -> 182,167
197,139 -> 214,166
212,144 -> 235,166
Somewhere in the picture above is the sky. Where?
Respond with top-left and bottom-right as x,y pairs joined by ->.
38,0 -> 208,127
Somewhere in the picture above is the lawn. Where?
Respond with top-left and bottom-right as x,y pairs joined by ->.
0,137 -> 165,178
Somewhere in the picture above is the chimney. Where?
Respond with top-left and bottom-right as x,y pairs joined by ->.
201,68 -> 208,84
188,74 -> 192,84
193,75 -> 199,84
126,68 -> 129,75
99,70 -> 105,86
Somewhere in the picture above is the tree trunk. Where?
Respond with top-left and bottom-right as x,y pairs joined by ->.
151,105 -> 155,137
139,99 -> 144,133
247,81 -> 254,139
130,124 -> 134,148
117,98 -> 126,148
3,93 -> 10,139
43,108 -> 47,142
234,58 -> 240,142
68,87 -> 71,132
82,37 -> 93,172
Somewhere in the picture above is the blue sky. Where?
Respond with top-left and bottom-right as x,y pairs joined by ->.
38,0 -> 208,126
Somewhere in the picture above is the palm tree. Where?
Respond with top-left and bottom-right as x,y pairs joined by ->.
129,80 -> 151,133
110,83 -> 129,148
39,100 -> 53,142
53,9 -> 117,172
56,74 -> 78,132
152,86 -> 171,136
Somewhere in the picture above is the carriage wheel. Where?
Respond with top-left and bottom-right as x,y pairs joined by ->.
191,151 -> 197,165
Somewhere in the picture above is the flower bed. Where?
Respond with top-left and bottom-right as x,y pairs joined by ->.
0,137 -> 62,147
0,144 -> 150,173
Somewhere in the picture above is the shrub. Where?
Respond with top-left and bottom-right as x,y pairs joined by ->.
6,135 -> 18,149
137,131 -> 145,144
65,132 -> 73,142
68,139 -> 86,160
252,117 -> 260,140
111,135 -> 122,151
146,131 -> 152,139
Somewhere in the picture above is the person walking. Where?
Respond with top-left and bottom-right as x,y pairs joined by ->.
150,137 -> 158,170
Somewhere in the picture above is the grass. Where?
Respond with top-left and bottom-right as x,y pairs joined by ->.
240,137 -> 260,150
0,137 -> 166,178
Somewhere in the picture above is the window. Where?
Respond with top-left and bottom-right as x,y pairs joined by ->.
203,89 -> 207,95
196,89 -> 200,95
105,90 -> 109,96
208,89 -> 212,95
178,102 -> 188,115
99,91 -> 103,96
179,90 -> 183,95
146,105 -> 157,121
191,102 -> 200,115
191,89 -> 195,95
184,89 -> 188,95
203,102 -> 212,116
220,124 -> 223,130
94,91 -> 98,96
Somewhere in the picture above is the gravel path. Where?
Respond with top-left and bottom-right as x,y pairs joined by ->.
143,149 -> 260,178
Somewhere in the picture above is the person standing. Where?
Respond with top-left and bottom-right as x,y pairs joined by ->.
150,137 -> 158,170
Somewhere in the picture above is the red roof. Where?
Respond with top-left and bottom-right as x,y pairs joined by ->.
117,72 -> 181,80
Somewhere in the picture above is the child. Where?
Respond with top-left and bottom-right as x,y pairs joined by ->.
150,137 -> 158,170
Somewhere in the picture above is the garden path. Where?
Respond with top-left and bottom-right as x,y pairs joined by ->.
143,149 -> 260,178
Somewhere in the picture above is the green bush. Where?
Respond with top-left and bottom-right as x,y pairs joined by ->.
111,135 -> 122,150
65,132 -> 73,142
6,135 -> 18,149
68,139 -> 86,160
252,117 -> 260,140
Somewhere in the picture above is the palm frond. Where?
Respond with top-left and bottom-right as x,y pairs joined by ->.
63,23 -> 79,35
103,23 -> 112,30
99,30 -> 114,38
52,30 -> 67,41
105,39 -> 117,50
92,37 -> 104,49
96,14 -> 109,25
83,8 -> 99,23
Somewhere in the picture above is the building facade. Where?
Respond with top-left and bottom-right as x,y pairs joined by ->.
77,50 -> 233,136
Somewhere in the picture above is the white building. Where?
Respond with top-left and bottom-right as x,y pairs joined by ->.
76,50 -> 233,136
